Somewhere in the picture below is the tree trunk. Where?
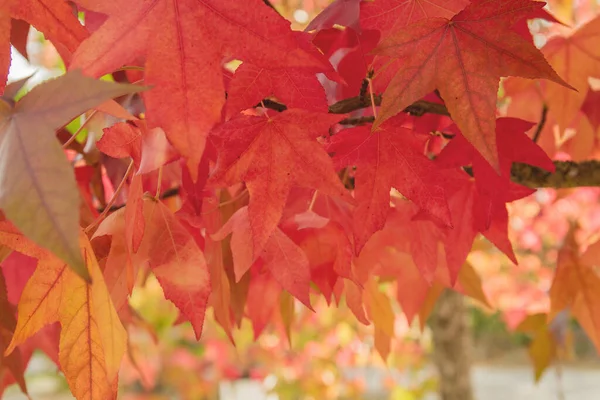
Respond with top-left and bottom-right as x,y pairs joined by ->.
430,289 -> 474,400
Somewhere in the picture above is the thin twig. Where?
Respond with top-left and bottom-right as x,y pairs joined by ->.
308,190 -> 319,211
532,104 -> 548,143
367,77 -> 378,119
85,160 -> 135,233
155,166 -> 163,199
62,109 -> 98,149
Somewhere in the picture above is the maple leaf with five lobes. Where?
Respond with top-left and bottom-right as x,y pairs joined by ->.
0,71 -> 146,282
209,110 -> 354,260
372,0 -> 573,171
550,227 -> 600,353
71,0 -> 331,180
1,230 -> 126,400
326,114 -> 452,254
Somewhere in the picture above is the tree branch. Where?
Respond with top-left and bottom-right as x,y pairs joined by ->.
512,161 -> 600,189
261,94 -> 451,118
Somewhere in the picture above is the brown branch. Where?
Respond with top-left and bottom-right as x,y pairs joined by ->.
339,116 -> 374,125
261,94 -> 451,118
512,161 -> 600,189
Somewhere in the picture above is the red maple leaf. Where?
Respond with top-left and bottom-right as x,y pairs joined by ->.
436,117 -> 556,199
71,0 -> 330,179
209,109 -> 353,258
213,206 -> 312,309
98,120 -> 179,174
326,114 -> 452,253
360,0 -> 469,37
372,0 -> 571,170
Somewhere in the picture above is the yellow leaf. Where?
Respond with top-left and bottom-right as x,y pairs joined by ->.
516,313 -> 557,381
280,291 -> 295,347
364,278 -> 394,361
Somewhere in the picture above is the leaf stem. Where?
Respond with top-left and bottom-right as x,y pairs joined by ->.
155,166 -> 163,199
367,77 -> 378,119
84,160 -> 135,233
200,189 -> 249,215
62,109 -> 98,149
308,190 -> 319,211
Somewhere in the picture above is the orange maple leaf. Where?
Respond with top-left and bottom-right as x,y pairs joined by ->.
542,15 -> 600,130
2,231 -> 126,400
549,227 -> 600,352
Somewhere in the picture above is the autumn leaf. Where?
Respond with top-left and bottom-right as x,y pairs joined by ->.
436,117 -> 555,199
0,0 -> 89,94
98,121 -> 178,174
4,231 -> 126,400
94,196 -> 212,340
364,277 -> 394,360
209,110 -> 353,258
0,267 -> 26,396
284,212 -> 354,302
372,0 -> 571,170
312,27 -> 380,100
246,271 -> 282,339
516,313 -> 557,381
71,0 -> 330,179
279,291 -> 295,346
134,197 -> 211,339
549,227 -> 600,352
226,62 -> 328,117
581,87 -> 600,132
360,0 -> 468,37
213,206 -> 312,308
125,174 -> 145,254
0,71 -> 145,281
326,114 -> 451,253
542,15 -> 600,130
93,209 -> 134,314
